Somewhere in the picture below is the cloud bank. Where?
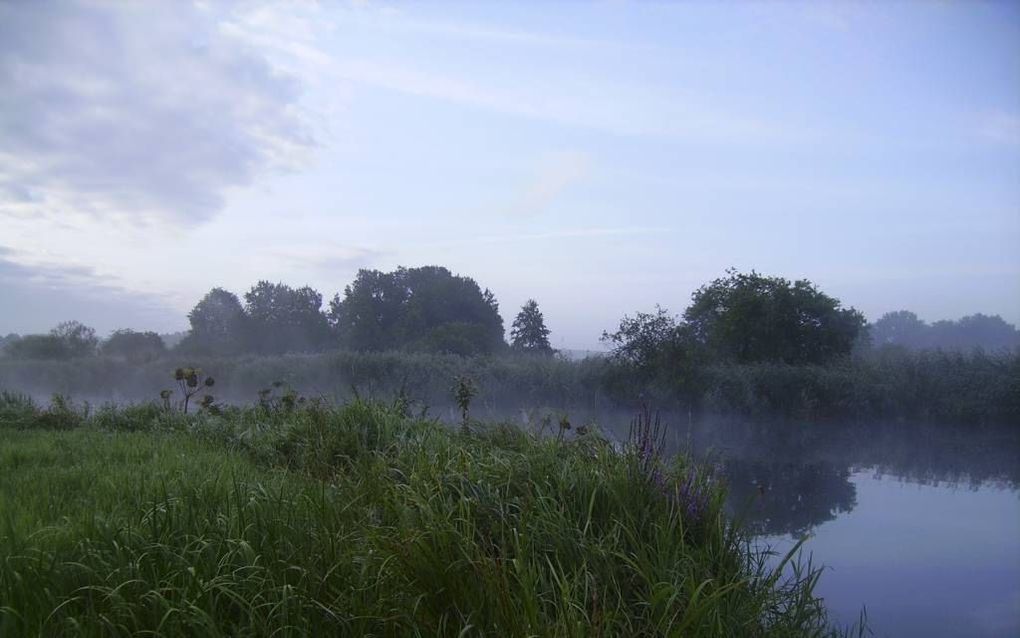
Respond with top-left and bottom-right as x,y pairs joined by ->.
0,0 -> 313,223
0,248 -> 182,335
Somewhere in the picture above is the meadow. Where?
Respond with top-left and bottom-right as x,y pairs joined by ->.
0,391 -> 855,637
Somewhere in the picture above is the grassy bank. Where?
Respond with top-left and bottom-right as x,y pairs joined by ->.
0,393 -> 848,637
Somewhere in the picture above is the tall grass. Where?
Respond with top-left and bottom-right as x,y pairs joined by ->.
1,347 -> 1015,423
0,393 -> 854,636
699,348 -> 1020,423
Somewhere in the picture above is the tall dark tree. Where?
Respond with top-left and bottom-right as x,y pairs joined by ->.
101,329 -> 166,363
243,281 -> 331,354
510,299 -> 553,354
180,288 -> 249,355
684,270 -> 865,365
329,266 -> 506,355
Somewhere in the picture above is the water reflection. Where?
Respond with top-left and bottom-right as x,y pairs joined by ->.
485,404 -> 1020,635
724,460 -> 856,537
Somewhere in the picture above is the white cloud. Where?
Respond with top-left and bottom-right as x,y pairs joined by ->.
0,0 -> 315,223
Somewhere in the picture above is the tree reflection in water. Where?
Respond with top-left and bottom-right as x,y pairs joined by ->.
724,460 -> 857,537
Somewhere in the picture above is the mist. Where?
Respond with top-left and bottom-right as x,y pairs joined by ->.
1,2 -> 1018,637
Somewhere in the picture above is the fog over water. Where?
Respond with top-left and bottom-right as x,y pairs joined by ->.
2,2 -> 1018,636
2,1 -> 1019,348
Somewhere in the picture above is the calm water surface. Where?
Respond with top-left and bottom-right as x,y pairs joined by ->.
489,406 -> 1020,637
763,471 -> 1020,637
695,419 -> 1020,637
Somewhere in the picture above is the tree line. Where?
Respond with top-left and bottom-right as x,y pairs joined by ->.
2,265 -> 1017,363
1,266 -> 555,360
868,310 -> 1020,351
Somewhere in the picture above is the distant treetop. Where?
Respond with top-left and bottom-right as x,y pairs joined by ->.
328,266 -> 506,355
869,311 -> 1020,352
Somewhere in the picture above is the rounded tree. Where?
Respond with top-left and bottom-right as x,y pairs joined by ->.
179,288 -> 249,355
684,269 -> 865,365
101,329 -> 167,363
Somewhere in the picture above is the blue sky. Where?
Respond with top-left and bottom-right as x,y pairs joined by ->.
1,1 -> 1018,349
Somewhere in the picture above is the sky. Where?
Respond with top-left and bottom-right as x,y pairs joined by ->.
1,1 -> 1018,350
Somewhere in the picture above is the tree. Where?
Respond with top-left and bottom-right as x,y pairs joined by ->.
0,333 -> 19,357
930,313 -> 1020,351
3,321 -> 98,360
179,288 -> 249,355
869,311 -> 929,349
101,329 -> 166,363
4,334 -> 69,360
510,299 -> 553,354
868,311 -> 1020,352
329,266 -> 506,355
684,270 -> 865,365
601,307 -> 705,401
50,321 -> 99,358
243,281 -> 331,354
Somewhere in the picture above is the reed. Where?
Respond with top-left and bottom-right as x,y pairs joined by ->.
0,393 -> 859,636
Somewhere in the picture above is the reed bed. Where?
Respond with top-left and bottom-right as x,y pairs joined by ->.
0,393 -> 855,637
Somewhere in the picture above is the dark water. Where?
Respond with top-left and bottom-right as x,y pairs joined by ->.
472,404 -> 1020,637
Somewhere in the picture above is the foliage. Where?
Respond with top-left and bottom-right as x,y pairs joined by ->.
179,287 -> 249,356
700,348 -> 1020,423
49,321 -> 100,358
510,299 -> 554,354
2,345 -> 1017,424
172,366 -> 215,414
601,307 -> 706,403
685,270 -> 866,365
3,321 -> 99,360
866,310 -> 927,349
243,280 -> 332,354
869,310 -> 1020,352
3,334 -> 70,360
101,329 -> 166,362
0,395 -> 851,637
329,266 -> 506,355
453,374 -> 476,431
0,333 -> 19,355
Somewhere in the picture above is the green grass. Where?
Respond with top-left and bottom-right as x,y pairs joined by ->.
0,393 -> 853,637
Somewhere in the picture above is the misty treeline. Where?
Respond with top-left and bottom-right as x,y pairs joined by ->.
868,309 -> 1020,351
1,266 -> 1018,423
2,266 -> 1016,363
0,266 -> 555,361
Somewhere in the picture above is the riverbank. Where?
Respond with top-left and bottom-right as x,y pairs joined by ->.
0,393 -> 853,636
1,347 -> 1017,424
